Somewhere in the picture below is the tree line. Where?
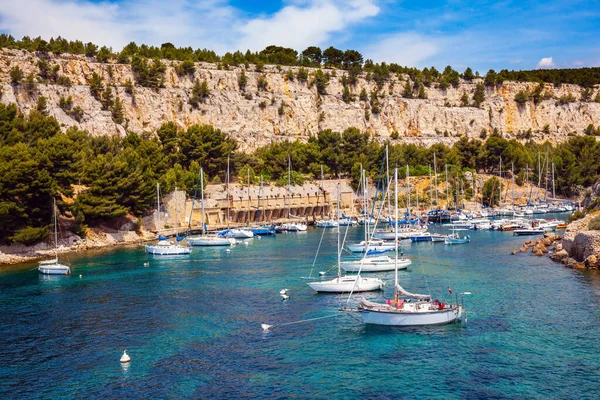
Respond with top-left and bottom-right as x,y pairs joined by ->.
1,103 -> 598,245
2,34 -> 600,88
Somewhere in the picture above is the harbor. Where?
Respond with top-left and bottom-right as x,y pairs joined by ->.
1,222 -> 599,398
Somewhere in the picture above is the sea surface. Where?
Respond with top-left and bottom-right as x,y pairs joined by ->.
1,221 -> 600,399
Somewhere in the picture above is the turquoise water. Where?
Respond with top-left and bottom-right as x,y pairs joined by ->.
1,225 -> 600,399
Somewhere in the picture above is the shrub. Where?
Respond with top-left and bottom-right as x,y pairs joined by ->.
10,226 -> 50,245
568,210 -> 584,222
514,90 -> 529,105
9,66 -> 24,84
256,75 -> 268,91
589,215 -> 600,230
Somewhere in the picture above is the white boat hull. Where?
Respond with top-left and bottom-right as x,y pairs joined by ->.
221,229 -> 254,238
341,257 -> 411,272
38,261 -> 70,275
145,243 -> 193,255
360,303 -> 462,326
307,276 -> 384,293
187,236 -> 235,246
346,241 -> 398,253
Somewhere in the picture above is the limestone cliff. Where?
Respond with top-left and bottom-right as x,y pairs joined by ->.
1,49 -> 599,151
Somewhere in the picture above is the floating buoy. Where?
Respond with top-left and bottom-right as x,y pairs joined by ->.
244,241 -> 249,246
261,324 -> 273,331
319,271 -> 326,276
257,236 -> 262,240
226,249 -> 231,252
79,274 -> 82,278
143,262 -> 150,267
281,294 -> 290,301
120,350 -> 131,363
279,288 -> 288,295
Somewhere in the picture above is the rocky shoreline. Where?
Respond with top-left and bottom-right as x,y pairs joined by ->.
514,212 -> 600,270
0,228 -> 152,267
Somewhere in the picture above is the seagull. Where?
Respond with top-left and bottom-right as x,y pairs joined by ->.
281,294 -> 290,301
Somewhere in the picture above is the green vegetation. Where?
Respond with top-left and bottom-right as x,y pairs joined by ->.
3,33 -> 600,90
588,214 -> 600,230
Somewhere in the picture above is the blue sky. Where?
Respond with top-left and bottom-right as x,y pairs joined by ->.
0,0 -> 599,72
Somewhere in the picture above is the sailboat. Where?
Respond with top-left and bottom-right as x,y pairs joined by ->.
280,156 -> 307,232
342,169 -> 410,272
187,168 -> 236,246
145,183 -> 193,255
346,167 -> 397,253
307,184 -> 384,293
358,168 -> 464,326
38,199 -> 71,275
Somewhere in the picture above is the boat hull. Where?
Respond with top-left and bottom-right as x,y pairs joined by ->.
360,306 -> 462,326
341,257 -> 411,272
307,276 -> 384,293
38,263 -> 70,275
346,242 -> 398,253
187,237 -> 235,246
145,244 -> 193,255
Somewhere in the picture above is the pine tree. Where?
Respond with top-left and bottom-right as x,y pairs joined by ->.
112,95 -> 124,124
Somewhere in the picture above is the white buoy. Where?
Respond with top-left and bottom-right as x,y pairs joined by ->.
120,350 -> 131,363
143,262 -> 150,267
279,288 -> 288,295
281,294 -> 290,301
79,274 -> 83,278
244,241 -> 249,246
226,249 -> 231,252
319,271 -> 326,276
261,324 -> 273,331
257,236 -> 262,240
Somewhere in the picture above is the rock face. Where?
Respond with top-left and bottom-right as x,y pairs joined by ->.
561,212 -> 600,268
2,49 -> 600,151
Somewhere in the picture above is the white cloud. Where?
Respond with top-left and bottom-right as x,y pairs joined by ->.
0,0 -> 379,54
236,0 -> 379,51
536,57 -> 555,69
364,33 -> 439,67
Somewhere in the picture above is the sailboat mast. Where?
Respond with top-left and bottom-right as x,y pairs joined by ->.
320,165 -> 325,219
434,153 -> 439,207
200,168 -> 205,235
287,156 -> 291,220
175,185 -> 179,238
445,164 -> 449,210
363,168 -> 368,243
544,149 -> 549,202
156,182 -> 161,237
538,150 -> 542,189
54,198 -> 58,258
511,163 -> 515,211
552,162 -> 555,199
259,175 -> 264,221
429,166 -> 433,208
226,156 -> 230,225
394,167 -> 399,303
247,167 -> 251,224
386,144 -> 391,218
337,183 -> 341,279
406,165 -> 410,216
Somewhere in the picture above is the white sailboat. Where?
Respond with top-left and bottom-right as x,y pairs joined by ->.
188,168 -> 236,246
307,184 -> 384,293
346,167 -> 397,253
38,199 -> 71,275
145,183 -> 193,255
358,168 -> 463,326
